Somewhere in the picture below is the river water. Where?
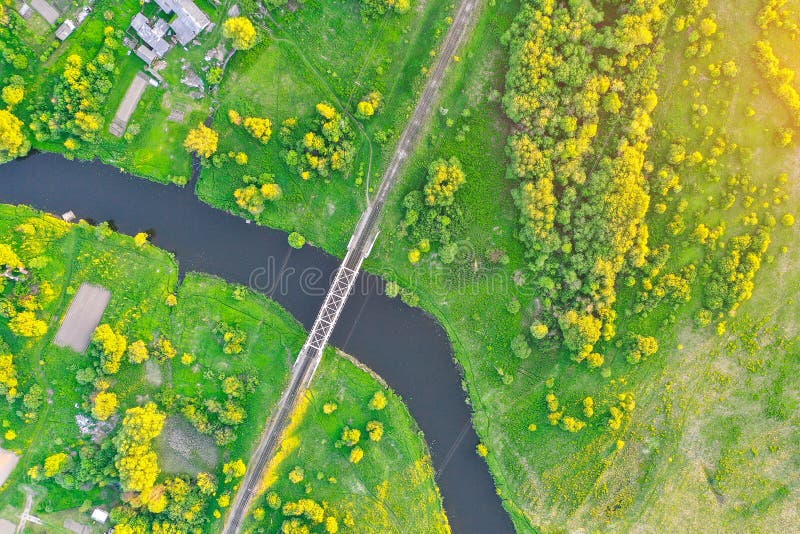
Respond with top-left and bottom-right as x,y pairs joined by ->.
0,152 -> 514,534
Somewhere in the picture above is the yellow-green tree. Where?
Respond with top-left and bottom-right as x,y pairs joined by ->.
368,391 -> 387,410
44,452 -> 69,477
243,117 -> 272,143
184,123 -> 219,159
0,244 -> 22,269
92,391 -> 119,421
1,85 -> 23,107
0,353 -> 19,402
9,311 -> 47,338
127,340 -> 149,364
114,402 -> 166,492
223,17 -> 257,50
0,109 -> 30,163
222,459 -> 246,482
424,158 -> 466,207
93,324 -> 127,374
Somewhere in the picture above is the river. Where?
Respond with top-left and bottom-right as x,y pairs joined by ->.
0,152 -> 514,534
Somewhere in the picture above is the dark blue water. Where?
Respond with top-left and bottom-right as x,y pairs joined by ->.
0,152 -> 515,534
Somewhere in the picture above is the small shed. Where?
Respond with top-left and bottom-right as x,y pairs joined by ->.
17,3 -> 32,19
55,19 -> 76,41
90,508 -> 109,524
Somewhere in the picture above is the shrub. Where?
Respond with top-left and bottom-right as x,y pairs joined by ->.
348,446 -> 364,464
530,323 -> 548,339
368,391 -> 387,410
288,232 -> 306,249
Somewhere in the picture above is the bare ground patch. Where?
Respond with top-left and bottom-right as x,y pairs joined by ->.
156,416 -> 219,476
53,283 -> 111,353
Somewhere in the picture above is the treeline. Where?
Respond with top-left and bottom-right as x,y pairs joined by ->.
503,0 -> 670,362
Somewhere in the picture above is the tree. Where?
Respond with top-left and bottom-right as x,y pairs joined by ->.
341,427 -> 361,446
530,323 -> 549,339
1,85 -> 23,107
153,338 -> 177,362
368,391 -> 387,410
9,311 -> 47,337
288,466 -> 304,484
222,459 -> 246,482
93,324 -> 127,374
223,17 -> 257,50
92,391 -> 118,421
184,124 -> 219,159
349,446 -> 364,464
0,353 -> 19,402
366,420 -> 384,441
424,158 -> 466,207
0,109 -> 30,163
243,117 -> 272,143
127,340 -> 149,364
360,0 -> 411,18
355,91 -> 382,119
511,334 -> 531,359
44,452 -> 70,477
0,244 -> 22,269
197,472 -> 217,495
114,403 -> 166,493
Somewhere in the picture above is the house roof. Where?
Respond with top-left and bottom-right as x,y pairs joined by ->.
131,13 -> 171,57
55,19 -> 76,41
90,508 -> 109,524
154,0 -> 211,45
135,44 -> 158,65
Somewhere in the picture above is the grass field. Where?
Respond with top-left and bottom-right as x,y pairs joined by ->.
0,203 -> 447,532
196,0 -> 456,255
243,350 -> 450,534
365,0 -> 800,531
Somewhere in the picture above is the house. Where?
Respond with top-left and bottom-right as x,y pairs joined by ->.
130,12 -> 171,58
55,20 -> 76,41
153,0 -> 211,46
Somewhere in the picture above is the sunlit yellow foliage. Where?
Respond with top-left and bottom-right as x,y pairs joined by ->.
349,446 -> 364,464
1,85 -> 23,107
0,354 -> 19,402
92,391 -> 118,421
9,311 -> 47,338
223,17 -> 257,50
184,123 -> 219,159
243,117 -> 272,143
44,452 -> 69,477
0,109 -> 30,163
368,391 -> 387,410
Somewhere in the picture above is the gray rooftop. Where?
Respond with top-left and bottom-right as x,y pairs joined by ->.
131,13 -> 171,57
55,19 -> 76,41
154,0 -> 211,45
